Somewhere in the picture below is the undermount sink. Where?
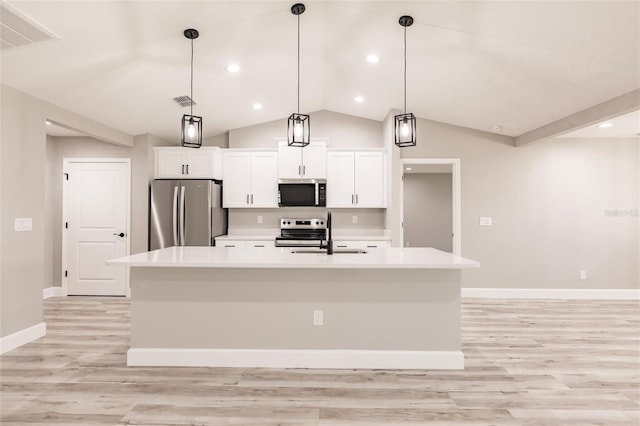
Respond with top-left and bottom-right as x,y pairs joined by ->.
290,249 -> 368,255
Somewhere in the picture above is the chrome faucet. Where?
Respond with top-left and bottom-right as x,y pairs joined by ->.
320,211 -> 333,255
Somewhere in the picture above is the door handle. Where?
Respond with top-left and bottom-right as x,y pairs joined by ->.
113,232 -> 126,238
180,186 -> 186,246
172,186 -> 179,245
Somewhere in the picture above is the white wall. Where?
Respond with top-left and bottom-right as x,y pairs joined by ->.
403,173 -> 453,251
389,116 -> 639,290
229,110 -> 382,149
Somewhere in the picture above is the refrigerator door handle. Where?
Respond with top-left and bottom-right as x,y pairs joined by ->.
180,186 -> 186,246
172,186 -> 179,246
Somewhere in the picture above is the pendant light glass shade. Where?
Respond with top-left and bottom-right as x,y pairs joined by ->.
394,113 -> 416,147
288,3 -> 310,147
394,15 -> 416,148
181,28 -> 203,148
181,114 -> 202,148
287,113 -> 310,147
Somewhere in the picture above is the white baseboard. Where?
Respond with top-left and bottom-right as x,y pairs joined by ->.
0,322 -> 46,354
462,288 -> 640,300
127,348 -> 464,370
43,287 -> 64,299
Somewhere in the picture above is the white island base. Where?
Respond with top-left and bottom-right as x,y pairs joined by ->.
110,247 -> 479,370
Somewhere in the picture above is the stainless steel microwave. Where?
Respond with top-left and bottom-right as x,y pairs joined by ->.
278,180 -> 326,207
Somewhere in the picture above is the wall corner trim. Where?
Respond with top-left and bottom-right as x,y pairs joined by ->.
0,322 -> 46,354
462,288 -> 640,300
43,287 -> 64,299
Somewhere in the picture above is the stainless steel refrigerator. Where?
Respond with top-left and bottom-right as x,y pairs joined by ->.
149,180 -> 227,250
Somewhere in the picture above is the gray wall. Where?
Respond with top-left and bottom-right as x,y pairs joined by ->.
0,84 -> 134,339
403,173 -> 453,252
44,134 -> 169,288
229,110 -> 382,149
203,133 -> 229,148
387,116 -> 639,290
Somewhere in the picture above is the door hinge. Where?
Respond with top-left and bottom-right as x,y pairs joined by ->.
65,222 -> 68,229
64,270 -> 68,278
64,173 -> 69,180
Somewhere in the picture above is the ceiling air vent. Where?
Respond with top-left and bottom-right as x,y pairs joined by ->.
1,2 -> 58,50
172,95 -> 196,108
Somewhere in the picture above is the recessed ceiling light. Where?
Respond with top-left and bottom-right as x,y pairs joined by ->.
597,122 -> 613,128
252,103 -> 263,111
354,96 -> 364,103
45,120 -> 51,125
226,64 -> 240,73
491,125 -> 502,132
366,54 -> 379,64
405,167 -> 412,171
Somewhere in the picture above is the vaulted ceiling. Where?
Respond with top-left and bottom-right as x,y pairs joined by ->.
2,1 -> 639,142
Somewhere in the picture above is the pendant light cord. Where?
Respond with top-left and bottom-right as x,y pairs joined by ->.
190,38 -> 194,117
403,25 -> 407,115
297,13 -> 300,114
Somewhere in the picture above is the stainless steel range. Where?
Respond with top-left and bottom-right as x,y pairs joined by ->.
275,218 -> 327,248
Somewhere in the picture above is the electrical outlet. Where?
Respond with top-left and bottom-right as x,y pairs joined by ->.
14,218 -> 33,232
257,215 -> 263,224
313,310 -> 323,326
479,217 -> 492,226
580,270 -> 587,280
352,215 -> 358,224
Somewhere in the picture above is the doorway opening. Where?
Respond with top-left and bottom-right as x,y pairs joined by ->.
399,159 -> 461,255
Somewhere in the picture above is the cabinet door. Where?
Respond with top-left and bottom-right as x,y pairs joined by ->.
155,148 -> 186,178
250,152 -> 278,208
186,149 -> 215,178
222,152 -> 251,207
326,152 -> 355,208
278,142 -> 303,179
301,142 -> 326,179
354,151 -> 385,207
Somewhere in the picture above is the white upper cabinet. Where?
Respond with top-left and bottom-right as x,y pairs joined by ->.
326,152 -> 355,208
278,140 -> 326,179
354,151 -> 385,207
223,150 -> 278,208
154,147 -> 222,179
326,150 -> 386,208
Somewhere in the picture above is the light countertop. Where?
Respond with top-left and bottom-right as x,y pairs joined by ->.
107,246 -> 479,270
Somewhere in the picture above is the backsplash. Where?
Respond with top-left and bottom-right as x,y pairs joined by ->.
228,208 -> 386,230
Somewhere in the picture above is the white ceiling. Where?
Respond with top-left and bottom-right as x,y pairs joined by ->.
2,1 -> 639,143
558,109 -> 640,138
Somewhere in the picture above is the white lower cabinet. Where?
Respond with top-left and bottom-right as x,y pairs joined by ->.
326,150 -> 386,208
333,240 -> 388,249
222,151 -> 278,208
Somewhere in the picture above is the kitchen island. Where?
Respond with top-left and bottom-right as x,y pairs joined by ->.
108,246 -> 479,370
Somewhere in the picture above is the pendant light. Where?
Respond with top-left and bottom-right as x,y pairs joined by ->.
181,28 -> 203,148
395,15 -> 416,147
287,3 -> 310,147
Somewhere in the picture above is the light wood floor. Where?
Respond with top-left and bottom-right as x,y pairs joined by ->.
1,297 -> 638,425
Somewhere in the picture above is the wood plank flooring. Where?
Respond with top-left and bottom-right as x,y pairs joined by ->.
1,297 -> 638,425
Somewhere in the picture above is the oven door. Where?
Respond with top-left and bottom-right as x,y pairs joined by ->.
278,183 -> 318,207
275,237 -> 323,248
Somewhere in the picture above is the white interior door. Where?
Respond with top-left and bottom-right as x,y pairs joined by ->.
64,159 -> 130,296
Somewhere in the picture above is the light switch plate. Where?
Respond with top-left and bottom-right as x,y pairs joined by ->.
257,215 -> 263,224
479,217 -> 492,226
15,218 -> 33,232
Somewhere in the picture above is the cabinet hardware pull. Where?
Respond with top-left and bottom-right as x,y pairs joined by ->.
182,164 -> 185,174
337,245 -> 347,248
352,194 -> 355,204
246,194 -> 250,204
186,164 -> 189,174
302,165 -> 306,175
251,194 -> 254,204
225,245 -> 235,247
366,245 -> 377,248
254,245 -> 265,247
356,194 -> 359,204
298,165 -> 301,176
